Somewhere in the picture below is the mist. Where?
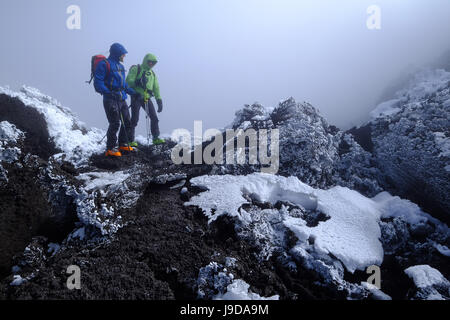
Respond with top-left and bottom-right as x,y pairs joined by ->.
0,0 -> 449,135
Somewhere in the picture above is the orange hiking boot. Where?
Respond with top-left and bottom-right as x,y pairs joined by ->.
105,148 -> 122,157
119,145 -> 136,152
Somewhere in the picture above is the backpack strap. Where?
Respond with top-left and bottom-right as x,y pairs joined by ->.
104,59 -> 111,77
104,59 -> 112,89
131,64 -> 144,88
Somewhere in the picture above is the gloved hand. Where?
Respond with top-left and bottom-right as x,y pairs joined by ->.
157,99 -> 163,113
136,74 -> 148,89
126,87 -> 136,96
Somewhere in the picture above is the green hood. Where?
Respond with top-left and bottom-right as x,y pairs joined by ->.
142,53 -> 158,71
126,53 -> 162,101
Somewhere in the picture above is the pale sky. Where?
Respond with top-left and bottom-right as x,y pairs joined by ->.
1,0 -> 449,135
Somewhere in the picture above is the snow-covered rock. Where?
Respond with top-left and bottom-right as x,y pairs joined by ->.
229,97 -> 384,196
214,279 -> 279,300
405,265 -> 450,300
196,261 -> 279,300
231,98 -> 342,188
186,172 -> 449,298
368,69 -> 450,222
0,121 -> 24,163
0,86 -> 105,166
360,282 -> 392,300
188,173 -> 430,273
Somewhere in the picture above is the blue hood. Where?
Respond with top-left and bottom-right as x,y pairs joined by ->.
109,43 -> 128,61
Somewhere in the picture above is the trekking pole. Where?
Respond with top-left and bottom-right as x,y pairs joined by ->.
144,100 -> 150,146
98,133 -> 107,144
119,111 -> 132,150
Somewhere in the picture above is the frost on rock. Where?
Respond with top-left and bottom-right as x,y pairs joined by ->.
197,262 -> 234,299
229,97 -> 383,195
231,103 -> 271,129
152,172 -> 187,185
360,282 -> 392,300
214,279 -> 279,300
0,121 -> 24,143
0,121 -> 24,163
405,265 -> 450,300
335,133 -> 384,197
370,98 -> 403,120
10,275 -> 28,287
371,69 -> 450,120
77,171 -> 131,192
433,243 -> 450,257
43,164 -> 136,238
0,85 -> 105,166
196,261 -> 279,300
369,69 -> 450,221
73,190 -> 122,236
0,164 -> 8,183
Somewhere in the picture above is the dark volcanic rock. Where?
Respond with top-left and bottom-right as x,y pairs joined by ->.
1,185 -> 334,300
0,95 -> 78,278
0,94 -> 59,159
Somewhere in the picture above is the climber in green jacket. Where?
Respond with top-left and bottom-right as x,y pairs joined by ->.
126,53 -> 165,146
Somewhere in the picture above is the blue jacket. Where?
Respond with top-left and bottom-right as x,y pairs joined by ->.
94,43 -> 135,101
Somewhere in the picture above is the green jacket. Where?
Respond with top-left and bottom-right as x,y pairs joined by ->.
126,53 -> 161,102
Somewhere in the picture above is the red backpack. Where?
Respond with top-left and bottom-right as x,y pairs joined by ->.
86,55 -> 111,92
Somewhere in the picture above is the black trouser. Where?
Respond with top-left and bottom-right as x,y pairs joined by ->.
130,95 -> 160,141
103,98 -> 132,150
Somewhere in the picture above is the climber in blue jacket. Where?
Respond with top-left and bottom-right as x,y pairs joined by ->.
94,43 -> 136,156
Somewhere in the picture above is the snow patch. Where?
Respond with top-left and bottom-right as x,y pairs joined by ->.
372,191 -> 430,225
214,279 -> 279,300
370,98 -> 403,119
405,265 -> 449,289
77,171 -> 131,192
404,265 -> 450,300
433,243 -> 450,257
10,275 -> 27,286
0,86 -> 105,166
